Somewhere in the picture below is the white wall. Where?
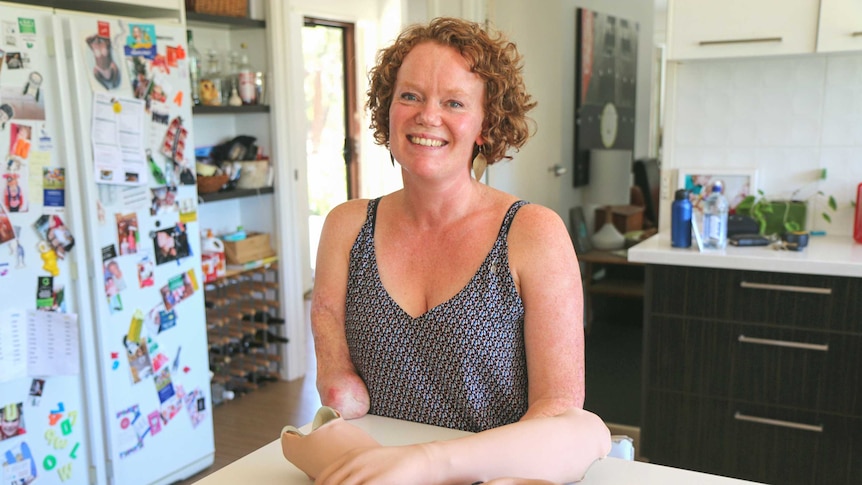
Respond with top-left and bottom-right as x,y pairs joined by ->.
663,53 -> 862,236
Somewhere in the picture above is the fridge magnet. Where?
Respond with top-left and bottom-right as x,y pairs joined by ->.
22,71 -> 41,101
115,212 -> 139,255
33,214 -> 75,259
124,334 -> 154,384
84,31 -> 122,91
0,402 -> 27,441
124,24 -> 156,59
37,241 -> 59,276
5,52 -> 23,69
145,304 -> 175,335
0,441 -> 37,485
184,387 -> 207,429
29,378 -> 45,406
152,222 -> 190,266
0,103 -> 14,130
41,167 -> 64,209
115,405 -> 147,459
104,257 -> 127,293
128,55 -> 153,101
2,172 -> 27,213
35,275 -> 53,309
0,206 -> 14,244
137,255 -> 154,288
147,410 -> 162,437
158,380 -> 184,424
159,269 -> 197,311
10,123 -> 32,163
149,185 -> 178,216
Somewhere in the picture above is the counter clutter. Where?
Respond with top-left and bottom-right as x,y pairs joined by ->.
628,233 -> 862,277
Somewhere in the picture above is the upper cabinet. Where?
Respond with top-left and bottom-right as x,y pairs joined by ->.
666,0 -> 859,60
817,0 -> 862,53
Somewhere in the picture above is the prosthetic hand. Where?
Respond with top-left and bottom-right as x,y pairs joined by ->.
281,406 -> 380,480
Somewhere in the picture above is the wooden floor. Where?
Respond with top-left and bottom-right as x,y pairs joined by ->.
174,343 -> 321,484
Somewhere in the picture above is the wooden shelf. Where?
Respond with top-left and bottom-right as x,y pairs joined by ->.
589,279 -> 644,298
199,186 -> 274,203
186,12 -> 266,29
193,104 -> 270,115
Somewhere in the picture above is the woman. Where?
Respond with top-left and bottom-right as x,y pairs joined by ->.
310,17 -> 610,484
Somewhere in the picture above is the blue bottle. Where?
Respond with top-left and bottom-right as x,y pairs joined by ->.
671,189 -> 692,248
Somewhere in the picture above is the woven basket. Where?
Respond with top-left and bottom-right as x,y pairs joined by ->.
197,174 -> 229,194
186,0 -> 248,17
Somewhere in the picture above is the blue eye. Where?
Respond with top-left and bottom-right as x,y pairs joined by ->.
400,92 -> 418,101
447,100 -> 464,108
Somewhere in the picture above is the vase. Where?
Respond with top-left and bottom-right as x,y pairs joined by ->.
592,222 -> 625,250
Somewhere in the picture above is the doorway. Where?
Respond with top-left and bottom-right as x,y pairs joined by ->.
302,18 -> 359,272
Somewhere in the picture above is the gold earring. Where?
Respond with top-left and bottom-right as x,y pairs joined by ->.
472,146 -> 487,181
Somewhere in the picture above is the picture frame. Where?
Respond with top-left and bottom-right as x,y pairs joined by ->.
574,8 -> 639,187
677,168 -> 757,218
569,206 -> 593,254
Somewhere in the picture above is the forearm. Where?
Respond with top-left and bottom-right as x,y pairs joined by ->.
424,408 -> 611,484
311,301 -> 370,418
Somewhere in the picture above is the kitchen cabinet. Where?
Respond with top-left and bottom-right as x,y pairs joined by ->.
642,264 -> 862,484
817,0 -> 862,52
667,0 -> 819,60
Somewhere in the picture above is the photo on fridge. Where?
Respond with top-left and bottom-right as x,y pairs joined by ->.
33,214 -> 75,258
124,334 -> 154,384
0,402 -> 27,441
2,172 -> 27,213
159,268 -> 197,311
152,222 -> 190,265
0,441 -> 37,484
115,212 -> 139,255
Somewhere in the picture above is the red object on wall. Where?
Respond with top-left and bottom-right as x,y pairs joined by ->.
855,183 -> 862,243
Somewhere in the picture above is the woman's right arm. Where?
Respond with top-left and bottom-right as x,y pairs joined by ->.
311,199 -> 371,419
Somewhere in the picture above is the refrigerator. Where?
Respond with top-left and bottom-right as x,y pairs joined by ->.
0,2 -> 214,484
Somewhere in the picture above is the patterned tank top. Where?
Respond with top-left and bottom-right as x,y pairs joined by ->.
345,197 -> 529,432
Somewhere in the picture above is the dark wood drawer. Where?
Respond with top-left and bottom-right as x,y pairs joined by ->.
646,317 -> 861,416
648,265 -> 861,333
642,392 -> 862,485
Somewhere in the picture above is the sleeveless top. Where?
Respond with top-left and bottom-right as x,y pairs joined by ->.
345,197 -> 529,432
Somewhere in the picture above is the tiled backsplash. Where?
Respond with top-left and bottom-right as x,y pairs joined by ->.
668,53 -> 862,236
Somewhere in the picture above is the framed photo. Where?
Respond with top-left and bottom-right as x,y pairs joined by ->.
574,8 -> 639,187
677,168 -> 757,217
569,206 -> 593,254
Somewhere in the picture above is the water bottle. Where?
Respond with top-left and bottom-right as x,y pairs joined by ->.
703,181 -> 729,249
671,189 -> 692,248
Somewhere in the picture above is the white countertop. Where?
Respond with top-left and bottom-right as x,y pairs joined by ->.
628,233 -> 862,277
193,414 -> 759,485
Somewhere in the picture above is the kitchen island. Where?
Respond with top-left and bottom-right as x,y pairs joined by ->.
629,233 -> 862,485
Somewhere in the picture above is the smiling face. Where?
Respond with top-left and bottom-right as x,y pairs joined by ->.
388,42 -> 485,181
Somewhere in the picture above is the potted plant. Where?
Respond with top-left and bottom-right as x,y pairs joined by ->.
736,170 -> 837,236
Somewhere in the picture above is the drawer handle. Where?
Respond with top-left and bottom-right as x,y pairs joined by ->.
699,36 -> 782,46
738,334 -> 829,352
739,280 -> 832,295
734,412 -> 823,433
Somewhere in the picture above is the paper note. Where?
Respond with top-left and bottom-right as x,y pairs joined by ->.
91,93 -> 148,186
26,310 -> 80,377
0,310 -> 27,383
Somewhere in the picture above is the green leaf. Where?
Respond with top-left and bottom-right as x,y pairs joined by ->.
828,195 -> 837,211
785,221 -> 801,232
822,212 -> 832,223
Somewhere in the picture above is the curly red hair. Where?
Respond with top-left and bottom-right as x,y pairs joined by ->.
366,17 -> 536,165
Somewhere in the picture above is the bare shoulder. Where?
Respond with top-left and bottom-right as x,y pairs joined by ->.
321,199 -> 372,240
509,203 -> 569,242
507,202 -> 577,272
